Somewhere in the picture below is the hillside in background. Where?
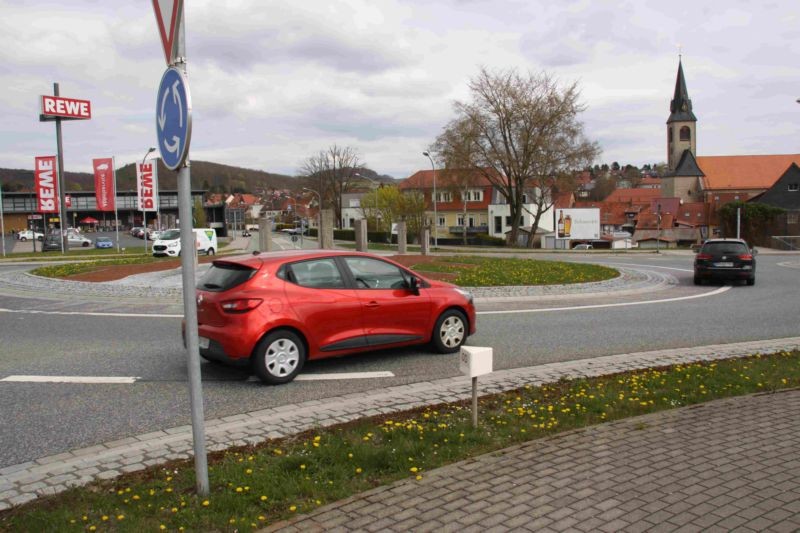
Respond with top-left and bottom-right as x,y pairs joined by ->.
0,161 -> 397,194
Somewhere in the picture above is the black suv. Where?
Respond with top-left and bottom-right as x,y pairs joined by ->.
693,238 -> 756,286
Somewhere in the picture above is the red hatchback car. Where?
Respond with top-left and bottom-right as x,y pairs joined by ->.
193,250 -> 477,384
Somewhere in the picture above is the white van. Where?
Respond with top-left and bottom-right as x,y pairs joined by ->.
152,228 -> 218,257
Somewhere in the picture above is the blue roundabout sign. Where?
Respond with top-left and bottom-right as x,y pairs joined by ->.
156,66 -> 192,170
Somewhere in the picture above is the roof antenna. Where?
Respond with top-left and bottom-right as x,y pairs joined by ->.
677,43 -> 682,61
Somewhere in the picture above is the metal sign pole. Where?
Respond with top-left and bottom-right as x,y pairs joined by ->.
153,0 -> 208,496
113,157 -> 120,253
177,161 -> 209,497
0,185 -> 5,257
54,83 -> 67,254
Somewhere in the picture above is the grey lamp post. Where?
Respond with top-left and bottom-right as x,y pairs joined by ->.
422,151 -> 438,248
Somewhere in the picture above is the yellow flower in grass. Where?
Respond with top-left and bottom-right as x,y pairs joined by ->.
290,505 -> 297,512
356,467 -> 363,474
202,500 -> 210,507
260,495 -> 268,501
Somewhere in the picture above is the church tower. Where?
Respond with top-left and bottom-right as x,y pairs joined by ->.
663,58 -> 703,201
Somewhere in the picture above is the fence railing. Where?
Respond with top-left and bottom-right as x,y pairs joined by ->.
770,236 -> 800,250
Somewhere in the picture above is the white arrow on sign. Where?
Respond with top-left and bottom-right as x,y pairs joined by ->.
171,80 -> 183,127
163,135 -> 181,155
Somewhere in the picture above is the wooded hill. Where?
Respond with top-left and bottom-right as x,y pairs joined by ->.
0,160 -> 296,193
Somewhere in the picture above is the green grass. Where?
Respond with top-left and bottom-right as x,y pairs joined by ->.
2,351 -> 798,532
30,256 -> 171,278
410,255 -> 618,286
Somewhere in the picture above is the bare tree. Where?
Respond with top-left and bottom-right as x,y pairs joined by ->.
300,145 -> 362,228
434,67 -> 600,246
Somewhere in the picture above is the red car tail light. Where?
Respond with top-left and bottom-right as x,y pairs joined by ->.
696,253 -> 712,260
220,298 -> 263,313
738,254 -> 753,260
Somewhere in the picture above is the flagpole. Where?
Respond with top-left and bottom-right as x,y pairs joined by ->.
113,156 -> 120,253
0,184 -> 6,258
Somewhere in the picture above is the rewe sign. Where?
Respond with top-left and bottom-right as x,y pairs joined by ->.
136,162 -> 158,211
34,156 -> 59,213
41,95 -> 92,120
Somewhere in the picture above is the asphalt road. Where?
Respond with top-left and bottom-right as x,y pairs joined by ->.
0,252 -> 798,467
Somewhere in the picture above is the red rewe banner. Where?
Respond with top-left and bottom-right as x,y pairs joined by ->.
34,156 -> 59,213
137,162 -> 158,211
41,95 -> 92,120
93,158 -> 116,212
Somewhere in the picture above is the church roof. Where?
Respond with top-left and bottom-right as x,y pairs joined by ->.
697,154 -> 800,191
667,59 -> 697,123
669,149 -> 705,177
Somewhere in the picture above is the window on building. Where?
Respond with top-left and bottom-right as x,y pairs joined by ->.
457,215 -> 464,226
464,189 -> 483,202
789,183 -> 799,192
668,126 -> 673,144
437,216 -> 445,227
788,213 -> 799,224
435,191 -> 451,203
679,126 -> 691,141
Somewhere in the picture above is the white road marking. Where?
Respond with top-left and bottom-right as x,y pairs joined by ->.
249,371 -> 396,382
0,308 -> 182,318
477,285 -> 731,315
601,262 -> 694,272
1,375 -> 139,384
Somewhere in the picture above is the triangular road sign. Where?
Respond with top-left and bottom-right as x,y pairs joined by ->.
152,0 -> 183,65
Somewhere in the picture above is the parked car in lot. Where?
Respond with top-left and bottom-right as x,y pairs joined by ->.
693,238 -> 757,286
147,229 -> 162,240
192,250 -> 477,384
130,227 -> 145,238
94,237 -> 114,249
573,243 -> 593,250
67,234 -> 92,247
42,234 -> 62,251
17,230 -> 44,241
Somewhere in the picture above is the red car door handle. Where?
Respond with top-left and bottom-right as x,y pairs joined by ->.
365,301 -> 380,308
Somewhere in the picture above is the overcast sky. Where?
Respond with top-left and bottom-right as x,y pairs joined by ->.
1,0 -> 799,179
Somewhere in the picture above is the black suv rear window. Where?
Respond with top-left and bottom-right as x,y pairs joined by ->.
702,242 -> 748,255
197,262 -> 256,292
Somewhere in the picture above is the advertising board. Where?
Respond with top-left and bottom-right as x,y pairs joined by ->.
556,208 -> 600,240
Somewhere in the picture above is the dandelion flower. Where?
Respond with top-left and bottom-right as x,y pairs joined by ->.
202,500 -> 210,507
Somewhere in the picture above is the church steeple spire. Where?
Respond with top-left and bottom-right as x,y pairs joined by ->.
665,57 -> 701,201
668,59 -> 697,123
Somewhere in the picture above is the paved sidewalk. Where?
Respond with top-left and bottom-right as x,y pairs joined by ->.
1,336 -> 798,515
268,389 -> 800,532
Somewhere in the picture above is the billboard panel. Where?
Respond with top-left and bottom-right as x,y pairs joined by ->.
34,156 -> 59,213
93,158 -> 116,211
136,161 -> 158,212
556,208 -> 600,240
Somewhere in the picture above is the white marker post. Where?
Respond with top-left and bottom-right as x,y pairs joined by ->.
459,346 -> 493,428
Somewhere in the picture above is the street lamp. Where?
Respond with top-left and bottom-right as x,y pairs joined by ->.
302,187 -> 322,247
422,151 -> 438,248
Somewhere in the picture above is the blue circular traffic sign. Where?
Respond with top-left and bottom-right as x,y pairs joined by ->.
156,67 -> 192,170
